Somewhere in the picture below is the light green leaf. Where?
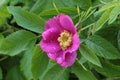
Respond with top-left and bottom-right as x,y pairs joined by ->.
20,40 -> 36,80
7,6 -> 45,33
0,0 -> 9,10
5,66 -> 25,80
71,61 -> 97,80
31,45 -> 49,80
0,7 -> 10,25
0,30 -> 36,56
42,64 -> 67,80
79,44 -> 101,67
0,7 -> 10,18
108,6 -> 120,24
85,35 -> 120,59
94,9 -> 111,32
95,2 -> 117,14
0,67 -> 2,80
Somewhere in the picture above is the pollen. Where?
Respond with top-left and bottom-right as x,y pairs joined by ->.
57,30 -> 72,50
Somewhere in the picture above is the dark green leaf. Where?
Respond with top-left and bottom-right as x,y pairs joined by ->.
7,6 -> 45,33
39,8 -> 77,17
0,30 -> 36,56
31,0 -> 74,14
0,67 -> 2,80
118,30 -> 120,50
42,64 -> 67,80
71,61 -> 97,80
0,34 -> 4,45
72,0 -> 92,10
96,25 -> 120,47
5,66 -> 25,80
85,35 -> 120,59
94,61 -> 120,77
79,44 -> 101,67
31,45 -> 49,80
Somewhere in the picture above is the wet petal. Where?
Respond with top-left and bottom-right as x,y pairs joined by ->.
40,39 -> 61,53
60,14 -> 76,34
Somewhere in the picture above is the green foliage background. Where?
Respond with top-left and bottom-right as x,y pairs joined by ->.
0,0 -> 120,80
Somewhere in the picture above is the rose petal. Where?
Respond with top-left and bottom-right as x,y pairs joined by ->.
60,14 -> 76,34
40,39 -> 61,53
45,15 -> 63,31
42,28 -> 60,41
60,51 -> 77,67
68,33 -> 80,52
47,53 -> 57,60
55,51 -> 77,67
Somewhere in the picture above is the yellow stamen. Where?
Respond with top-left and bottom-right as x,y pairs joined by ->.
57,30 -> 72,50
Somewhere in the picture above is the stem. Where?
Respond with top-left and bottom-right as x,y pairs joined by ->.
76,59 -> 87,71
80,23 -> 94,31
37,35 -> 41,38
0,56 -> 8,62
53,1 -> 60,14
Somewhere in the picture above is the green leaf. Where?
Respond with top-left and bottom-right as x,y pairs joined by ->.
85,35 -> 120,59
118,30 -> 120,50
72,0 -> 92,10
39,7 -> 77,17
0,34 -> 4,45
96,25 -> 120,47
31,45 -> 49,80
5,66 -> 25,80
0,7 -> 10,18
94,9 -> 111,32
95,2 -> 117,14
0,67 -> 2,80
94,61 -> 120,77
108,6 -> 120,24
71,61 -> 97,80
79,44 -> 101,67
0,7 -> 10,25
42,64 -> 67,80
7,6 -> 45,33
31,0 -> 74,14
0,30 -> 36,56
20,40 -> 36,80
30,0 -> 53,14
0,0 -> 9,10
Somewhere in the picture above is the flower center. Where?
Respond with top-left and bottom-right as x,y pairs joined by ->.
57,30 -> 72,50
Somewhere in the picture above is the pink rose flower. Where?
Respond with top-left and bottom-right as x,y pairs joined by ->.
40,14 -> 80,67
